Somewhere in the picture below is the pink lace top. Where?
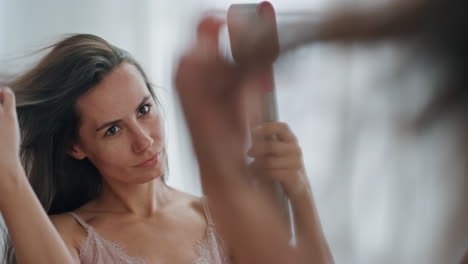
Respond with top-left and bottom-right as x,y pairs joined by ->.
68,198 -> 230,264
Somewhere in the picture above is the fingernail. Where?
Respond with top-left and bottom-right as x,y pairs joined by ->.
257,1 -> 275,20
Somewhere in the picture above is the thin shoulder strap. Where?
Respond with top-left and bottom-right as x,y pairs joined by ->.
68,212 -> 91,230
201,197 -> 215,227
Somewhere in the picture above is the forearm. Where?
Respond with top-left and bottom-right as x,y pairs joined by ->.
287,181 -> 334,264
199,162 -> 298,264
0,167 -> 74,264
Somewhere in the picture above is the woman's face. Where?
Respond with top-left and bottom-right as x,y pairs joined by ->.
69,63 -> 165,184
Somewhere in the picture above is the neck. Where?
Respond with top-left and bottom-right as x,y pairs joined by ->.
94,176 -> 173,217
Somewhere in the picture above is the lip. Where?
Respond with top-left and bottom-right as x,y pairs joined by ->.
135,152 -> 160,168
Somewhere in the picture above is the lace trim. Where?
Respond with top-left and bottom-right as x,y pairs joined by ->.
188,225 -> 231,264
78,225 -> 228,264
73,197 -> 228,264
78,225 -> 146,264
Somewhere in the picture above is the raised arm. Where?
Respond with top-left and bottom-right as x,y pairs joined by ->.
0,87 -> 74,264
175,16 -> 332,264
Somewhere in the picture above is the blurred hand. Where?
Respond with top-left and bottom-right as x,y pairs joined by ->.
248,121 -> 311,199
175,17 -> 263,185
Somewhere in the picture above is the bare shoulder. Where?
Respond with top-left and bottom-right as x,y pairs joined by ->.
171,189 -> 206,222
171,189 -> 236,261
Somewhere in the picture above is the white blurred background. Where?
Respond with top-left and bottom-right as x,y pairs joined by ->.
1,0 -> 468,263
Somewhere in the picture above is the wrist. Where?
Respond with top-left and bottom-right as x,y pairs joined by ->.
0,163 -> 27,207
282,171 -> 312,202
286,185 -> 312,204
2,161 -> 25,180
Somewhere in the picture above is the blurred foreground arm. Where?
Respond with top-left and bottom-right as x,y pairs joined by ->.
175,17 -> 332,264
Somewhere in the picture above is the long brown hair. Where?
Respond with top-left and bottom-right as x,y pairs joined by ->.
1,34 -> 159,264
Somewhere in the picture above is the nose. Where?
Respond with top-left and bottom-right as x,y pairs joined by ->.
131,124 -> 154,154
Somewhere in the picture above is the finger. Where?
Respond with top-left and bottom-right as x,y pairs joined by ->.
248,140 -> 300,158
252,121 -> 297,143
0,87 -> 16,115
195,16 -> 225,60
250,168 -> 299,183
250,155 -> 303,170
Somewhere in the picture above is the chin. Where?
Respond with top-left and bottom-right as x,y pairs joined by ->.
134,166 -> 165,184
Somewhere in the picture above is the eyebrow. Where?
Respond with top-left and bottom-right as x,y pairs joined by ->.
95,95 -> 152,132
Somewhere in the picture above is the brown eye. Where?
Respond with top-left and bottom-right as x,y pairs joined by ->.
105,125 -> 121,137
138,104 -> 151,117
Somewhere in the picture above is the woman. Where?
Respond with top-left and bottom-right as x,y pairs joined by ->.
0,32 -> 332,263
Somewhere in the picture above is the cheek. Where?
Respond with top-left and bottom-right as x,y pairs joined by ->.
104,139 -> 133,162
85,137 -> 133,170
